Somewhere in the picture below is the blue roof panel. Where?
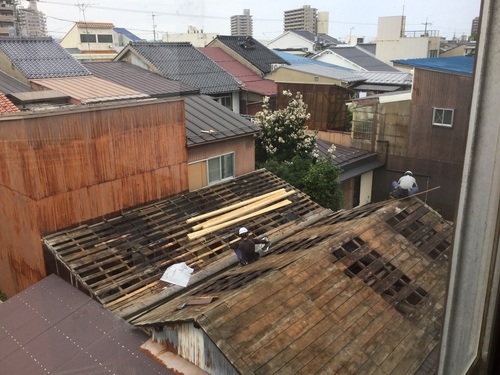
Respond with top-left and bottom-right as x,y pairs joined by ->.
391,56 -> 474,76
272,50 -> 354,72
113,28 -> 141,41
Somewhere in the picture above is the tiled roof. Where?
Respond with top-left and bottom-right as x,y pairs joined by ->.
76,22 -> 114,28
199,47 -> 277,96
0,37 -> 91,79
212,35 -> 289,74
124,41 -> 241,94
0,71 -> 32,94
272,50 -> 353,71
276,64 -> 365,83
184,95 -> 261,145
392,56 -> 475,75
0,275 -> 174,375
113,27 -> 141,41
131,196 -> 451,374
0,93 -> 19,114
31,75 -> 149,104
82,61 -> 199,97
321,46 -> 399,72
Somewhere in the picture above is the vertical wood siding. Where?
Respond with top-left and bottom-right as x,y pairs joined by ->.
0,99 -> 188,296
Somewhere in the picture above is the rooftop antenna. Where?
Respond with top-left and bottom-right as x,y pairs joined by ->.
76,1 -> 93,52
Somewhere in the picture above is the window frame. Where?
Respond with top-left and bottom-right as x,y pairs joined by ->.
432,107 -> 454,127
207,152 -> 235,185
80,33 -> 97,43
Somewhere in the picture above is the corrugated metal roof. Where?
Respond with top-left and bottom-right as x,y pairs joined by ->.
392,56 -> 475,75
0,71 -> 32,94
212,35 -> 289,74
184,95 -> 261,145
0,274 -> 174,374
320,46 -> 399,72
124,41 -> 241,95
357,43 -> 377,55
355,71 -> 413,85
272,50 -> 354,71
199,47 -> 277,96
277,64 -> 365,83
31,75 -> 149,104
83,61 -> 199,97
113,27 -> 141,41
0,37 -> 91,79
0,93 -> 19,114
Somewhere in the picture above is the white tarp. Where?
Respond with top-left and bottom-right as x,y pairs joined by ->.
160,262 -> 194,287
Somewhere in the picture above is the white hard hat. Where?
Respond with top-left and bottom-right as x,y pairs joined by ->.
238,227 -> 249,236
405,171 -> 413,176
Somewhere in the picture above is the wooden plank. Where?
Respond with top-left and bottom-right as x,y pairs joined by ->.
187,199 -> 293,240
186,189 -> 287,223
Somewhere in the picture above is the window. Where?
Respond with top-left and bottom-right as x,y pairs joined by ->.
97,34 -> 113,43
352,120 -> 372,140
429,49 -> 438,58
433,107 -> 454,127
208,153 -> 234,184
217,96 -> 232,109
80,33 -> 96,43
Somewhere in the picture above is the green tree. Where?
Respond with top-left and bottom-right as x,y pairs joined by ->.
253,93 -> 343,211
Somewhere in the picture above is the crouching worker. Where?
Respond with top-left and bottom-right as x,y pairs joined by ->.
230,227 -> 269,266
391,171 -> 419,198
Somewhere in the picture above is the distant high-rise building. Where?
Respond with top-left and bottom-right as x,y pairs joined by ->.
284,5 -> 318,34
230,9 -> 253,36
471,16 -> 480,37
17,0 -> 47,37
0,0 -> 17,36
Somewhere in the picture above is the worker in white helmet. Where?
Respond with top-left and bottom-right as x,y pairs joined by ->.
391,171 -> 419,198
230,227 -> 270,265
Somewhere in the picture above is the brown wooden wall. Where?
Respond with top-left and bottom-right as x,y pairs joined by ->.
371,69 -> 473,220
0,99 -> 189,296
277,83 -> 351,131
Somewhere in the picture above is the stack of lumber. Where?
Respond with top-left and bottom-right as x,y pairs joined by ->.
187,189 -> 294,240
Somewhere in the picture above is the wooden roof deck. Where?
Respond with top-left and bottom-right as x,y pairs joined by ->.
42,169 -> 324,313
132,197 -> 452,374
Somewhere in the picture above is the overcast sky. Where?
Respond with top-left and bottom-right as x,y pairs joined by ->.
35,0 -> 481,42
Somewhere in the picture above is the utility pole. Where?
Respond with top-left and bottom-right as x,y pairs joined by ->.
152,12 -> 157,41
422,17 -> 432,36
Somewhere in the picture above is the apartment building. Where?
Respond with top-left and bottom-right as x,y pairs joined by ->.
230,8 -> 252,36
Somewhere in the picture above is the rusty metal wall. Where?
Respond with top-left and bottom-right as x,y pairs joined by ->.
0,99 -> 189,296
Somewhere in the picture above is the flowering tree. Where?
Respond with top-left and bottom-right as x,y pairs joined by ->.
252,91 -> 343,211
253,91 -> 316,163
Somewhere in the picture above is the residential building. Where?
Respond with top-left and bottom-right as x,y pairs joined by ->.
0,0 -> 16,36
59,22 -> 141,60
43,183 -> 452,374
375,16 -> 442,66
313,45 -> 400,72
115,41 -> 241,112
470,16 -> 480,38
162,26 -> 218,47
230,8 -> 253,36
17,0 -> 47,37
284,5 -> 318,34
206,35 -> 289,76
267,30 -> 339,53
351,56 -> 474,220
317,11 -> 329,34
199,46 -> 277,114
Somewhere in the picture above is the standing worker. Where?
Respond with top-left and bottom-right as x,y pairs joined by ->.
391,171 -> 419,198
230,227 -> 269,265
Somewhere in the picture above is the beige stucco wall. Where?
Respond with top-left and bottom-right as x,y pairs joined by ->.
266,68 -> 344,86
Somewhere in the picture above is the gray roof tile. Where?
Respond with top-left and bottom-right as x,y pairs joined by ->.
82,61 -> 199,97
0,71 -> 32,94
126,42 -> 240,94
0,37 -> 91,79
327,46 -> 399,72
212,35 -> 289,74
